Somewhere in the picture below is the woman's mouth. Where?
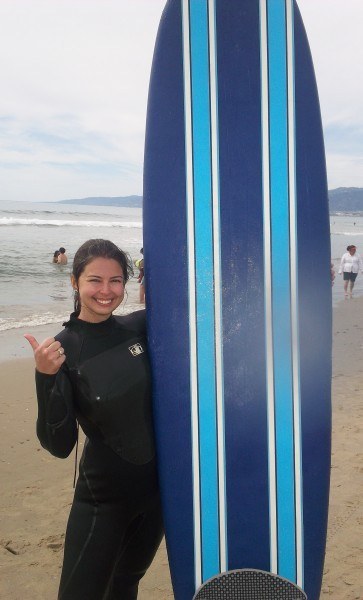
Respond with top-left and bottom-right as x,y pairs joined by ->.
95,298 -> 113,305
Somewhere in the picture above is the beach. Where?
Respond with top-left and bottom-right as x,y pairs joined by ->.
0,296 -> 362,599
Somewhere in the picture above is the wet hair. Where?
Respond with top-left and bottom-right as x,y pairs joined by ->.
53,250 -> 60,257
59,247 -> 66,253
72,239 -> 133,315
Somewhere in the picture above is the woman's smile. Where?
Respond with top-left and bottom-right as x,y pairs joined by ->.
72,257 -> 125,322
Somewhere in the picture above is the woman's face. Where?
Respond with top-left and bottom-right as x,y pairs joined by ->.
349,247 -> 356,255
72,257 -> 125,323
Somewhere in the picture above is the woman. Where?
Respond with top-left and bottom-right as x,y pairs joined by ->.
25,239 -> 163,600
338,244 -> 363,297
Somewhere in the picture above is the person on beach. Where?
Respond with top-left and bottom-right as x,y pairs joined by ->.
52,250 -> 60,263
137,247 -> 145,304
338,245 -> 363,298
25,239 -> 163,600
57,247 -> 68,265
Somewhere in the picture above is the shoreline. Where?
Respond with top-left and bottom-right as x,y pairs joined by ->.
0,299 -> 362,598
0,289 -> 360,365
0,298 -> 144,364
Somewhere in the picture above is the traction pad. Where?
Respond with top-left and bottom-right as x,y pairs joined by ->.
192,569 -> 307,600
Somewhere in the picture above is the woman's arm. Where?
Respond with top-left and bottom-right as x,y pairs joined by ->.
25,333 -> 78,458
338,253 -> 346,274
35,369 -> 78,458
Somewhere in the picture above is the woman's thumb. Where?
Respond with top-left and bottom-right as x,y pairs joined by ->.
24,334 -> 39,352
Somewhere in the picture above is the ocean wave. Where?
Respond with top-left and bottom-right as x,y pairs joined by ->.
331,231 -> 363,236
0,208 -> 136,218
0,217 -> 142,228
0,312 -> 69,332
0,303 -> 144,332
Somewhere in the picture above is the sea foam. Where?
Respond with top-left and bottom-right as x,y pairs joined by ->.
0,217 -> 142,228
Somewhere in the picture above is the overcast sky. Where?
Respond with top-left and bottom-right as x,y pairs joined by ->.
0,0 -> 361,203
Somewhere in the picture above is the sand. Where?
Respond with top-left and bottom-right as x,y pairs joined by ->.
0,297 -> 362,599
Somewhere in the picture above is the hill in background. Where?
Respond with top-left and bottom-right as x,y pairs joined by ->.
58,195 -> 142,208
57,188 -> 363,213
328,188 -> 363,213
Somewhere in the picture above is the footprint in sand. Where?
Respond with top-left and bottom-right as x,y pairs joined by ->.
39,533 -> 65,552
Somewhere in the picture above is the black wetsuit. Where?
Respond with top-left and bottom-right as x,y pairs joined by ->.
35,310 -> 163,600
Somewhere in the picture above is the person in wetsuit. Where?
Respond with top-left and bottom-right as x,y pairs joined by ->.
25,239 -> 163,600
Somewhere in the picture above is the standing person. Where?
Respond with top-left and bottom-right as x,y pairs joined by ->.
138,247 -> 145,304
25,239 -> 163,600
338,244 -> 363,298
57,247 -> 68,265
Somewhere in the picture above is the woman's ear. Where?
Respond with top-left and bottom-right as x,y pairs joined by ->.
70,275 -> 77,290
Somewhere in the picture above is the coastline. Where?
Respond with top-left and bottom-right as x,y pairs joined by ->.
0,282 -> 143,363
0,298 -> 362,598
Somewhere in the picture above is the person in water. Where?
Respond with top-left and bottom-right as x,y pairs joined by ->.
338,244 -> 363,298
25,239 -> 163,600
57,247 -> 68,265
52,250 -> 60,263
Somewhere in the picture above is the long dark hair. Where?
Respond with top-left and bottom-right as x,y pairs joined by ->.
72,239 -> 133,315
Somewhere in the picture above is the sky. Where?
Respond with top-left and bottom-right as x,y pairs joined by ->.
0,0 -> 361,203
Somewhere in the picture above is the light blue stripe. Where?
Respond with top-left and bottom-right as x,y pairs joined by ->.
189,0 -> 220,581
267,0 -> 296,582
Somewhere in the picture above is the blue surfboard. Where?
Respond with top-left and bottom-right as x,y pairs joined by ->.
143,2 -> 332,599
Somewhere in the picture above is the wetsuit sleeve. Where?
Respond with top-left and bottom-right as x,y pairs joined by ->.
35,367 -> 78,459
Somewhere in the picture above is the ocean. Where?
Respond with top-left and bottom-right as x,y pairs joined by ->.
1,200 -> 362,335
0,200 -> 144,334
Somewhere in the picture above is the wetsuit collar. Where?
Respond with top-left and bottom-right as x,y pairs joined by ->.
63,312 -> 116,334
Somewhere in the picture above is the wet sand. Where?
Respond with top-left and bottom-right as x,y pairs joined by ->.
0,298 -> 362,599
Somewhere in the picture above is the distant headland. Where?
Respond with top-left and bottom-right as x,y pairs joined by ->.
57,188 -> 363,213
57,195 -> 142,208
328,188 -> 363,214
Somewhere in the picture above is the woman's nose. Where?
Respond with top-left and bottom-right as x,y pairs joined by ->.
100,282 -> 111,294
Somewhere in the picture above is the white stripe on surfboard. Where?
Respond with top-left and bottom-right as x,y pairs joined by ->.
208,0 -> 228,574
286,0 -> 304,587
259,0 -> 278,576
181,0 -> 202,587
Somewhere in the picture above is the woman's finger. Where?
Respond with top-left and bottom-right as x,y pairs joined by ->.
55,347 -> 65,360
24,334 -> 40,352
24,335 -> 65,374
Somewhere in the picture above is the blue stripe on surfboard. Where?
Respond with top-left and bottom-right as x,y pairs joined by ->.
184,0 -> 221,584
265,0 -> 299,583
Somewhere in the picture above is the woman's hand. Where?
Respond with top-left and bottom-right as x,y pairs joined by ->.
24,335 -> 66,375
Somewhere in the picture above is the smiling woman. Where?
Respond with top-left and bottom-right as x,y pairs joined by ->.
70,240 -> 132,323
24,238 -> 163,600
